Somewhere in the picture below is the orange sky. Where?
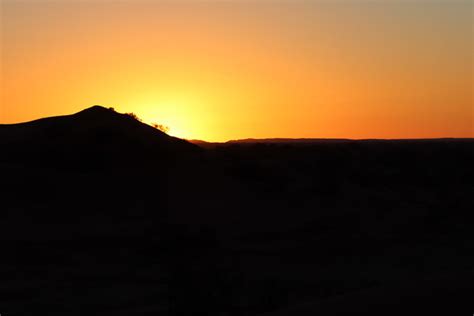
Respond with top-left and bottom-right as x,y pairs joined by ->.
1,0 -> 472,141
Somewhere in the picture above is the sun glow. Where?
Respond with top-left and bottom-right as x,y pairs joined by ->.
130,95 -> 212,140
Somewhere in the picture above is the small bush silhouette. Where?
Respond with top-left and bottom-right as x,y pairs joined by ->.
151,123 -> 170,134
126,112 -> 142,122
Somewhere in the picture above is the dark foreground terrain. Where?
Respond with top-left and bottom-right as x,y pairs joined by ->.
1,106 -> 473,315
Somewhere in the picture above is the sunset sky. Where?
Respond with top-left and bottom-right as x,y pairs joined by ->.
1,0 -> 472,141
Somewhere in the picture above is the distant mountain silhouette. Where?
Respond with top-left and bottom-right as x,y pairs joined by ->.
0,105 -> 199,168
225,137 -> 472,145
190,137 -> 473,149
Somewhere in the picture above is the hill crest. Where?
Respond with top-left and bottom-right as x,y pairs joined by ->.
0,105 -> 199,168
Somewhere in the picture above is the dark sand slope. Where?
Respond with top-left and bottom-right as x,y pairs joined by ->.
1,107 -> 473,315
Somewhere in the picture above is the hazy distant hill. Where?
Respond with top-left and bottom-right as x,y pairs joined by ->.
227,138 -> 353,144
190,137 -> 474,149
0,105 -> 199,167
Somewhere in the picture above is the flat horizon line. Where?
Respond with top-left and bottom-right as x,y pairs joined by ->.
187,137 -> 474,144
2,106 -> 472,144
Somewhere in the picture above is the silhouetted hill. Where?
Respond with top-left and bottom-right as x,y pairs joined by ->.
0,105 -> 199,168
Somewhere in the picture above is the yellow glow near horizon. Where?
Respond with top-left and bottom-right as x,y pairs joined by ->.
1,1 -> 472,141
132,95 -> 207,139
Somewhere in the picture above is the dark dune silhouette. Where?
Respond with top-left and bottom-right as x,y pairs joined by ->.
1,107 -> 473,315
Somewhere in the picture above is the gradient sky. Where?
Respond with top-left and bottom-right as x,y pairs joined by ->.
1,0 -> 472,141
